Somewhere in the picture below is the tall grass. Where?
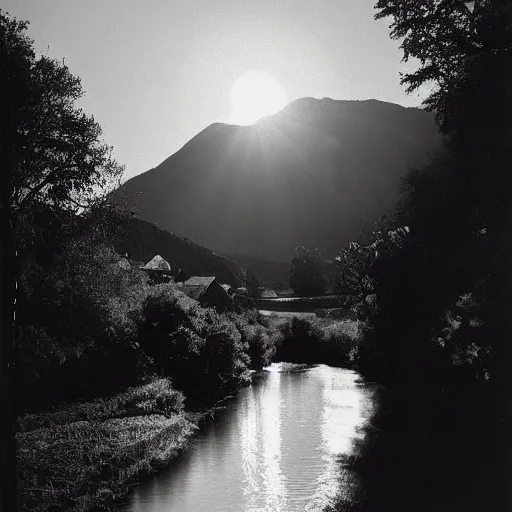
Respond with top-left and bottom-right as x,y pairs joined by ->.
17,379 -> 196,512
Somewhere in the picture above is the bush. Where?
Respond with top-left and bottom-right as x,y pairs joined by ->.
16,238 -> 155,411
271,316 -> 362,366
134,285 -> 251,405
241,323 -> 276,370
431,291 -> 493,382
275,317 -> 323,363
199,316 -> 250,396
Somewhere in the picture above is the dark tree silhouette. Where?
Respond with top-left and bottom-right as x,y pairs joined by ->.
289,246 -> 326,297
1,11 -> 123,217
245,267 -> 260,298
374,1 -> 512,130
374,1 -> 512,376
0,12 -> 125,482
334,241 -> 374,302
1,8 -> 124,301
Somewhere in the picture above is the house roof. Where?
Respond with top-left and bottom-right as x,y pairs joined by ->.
182,276 -> 216,301
141,254 -> 171,271
183,276 -> 216,287
220,284 -> 231,292
260,289 -> 278,298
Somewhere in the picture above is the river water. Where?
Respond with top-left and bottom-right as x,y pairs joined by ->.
121,363 -> 376,512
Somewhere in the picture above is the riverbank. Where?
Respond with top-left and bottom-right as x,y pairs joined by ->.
117,364 -> 372,512
16,314 -> 364,512
16,379 -> 231,512
326,380 -> 509,512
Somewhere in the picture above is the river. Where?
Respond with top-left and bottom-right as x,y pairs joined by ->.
120,363 -> 376,512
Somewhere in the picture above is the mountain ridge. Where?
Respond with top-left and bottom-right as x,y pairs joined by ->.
112,98 -> 442,262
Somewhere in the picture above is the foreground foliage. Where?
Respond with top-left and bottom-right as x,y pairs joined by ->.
17,379 -> 196,512
1,9 -> 123,215
326,2 -> 512,510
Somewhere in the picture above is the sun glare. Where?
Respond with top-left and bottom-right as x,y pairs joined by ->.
229,70 -> 288,125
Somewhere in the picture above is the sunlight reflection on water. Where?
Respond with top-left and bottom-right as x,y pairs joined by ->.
120,363 -> 374,512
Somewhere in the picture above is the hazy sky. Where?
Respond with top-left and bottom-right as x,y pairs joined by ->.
3,0 -> 424,181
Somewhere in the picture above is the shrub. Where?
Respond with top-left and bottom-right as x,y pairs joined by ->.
241,324 -> 276,370
431,291 -> 493,382
134,285 -> 251,405
16,239 -> 155,411
275,317 -> 323,363
199,316 -> 250,396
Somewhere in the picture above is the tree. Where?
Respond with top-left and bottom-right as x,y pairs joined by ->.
374,1 -> 511,221
334,241 -> 374,302
1,8 -> 125,330
0,13 -> 125,486
0,12 -> 119,506
289,246 -> 326,296
1,11 -> 123,218
374,1 -> 512,133
245,267 -> 260,298
373,0 -> 512,384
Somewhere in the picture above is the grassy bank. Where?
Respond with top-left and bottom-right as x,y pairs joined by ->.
16,379 -> 207,512
265,313 -> 365,367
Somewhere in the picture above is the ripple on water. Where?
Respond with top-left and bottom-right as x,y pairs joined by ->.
120,364 -> 375,512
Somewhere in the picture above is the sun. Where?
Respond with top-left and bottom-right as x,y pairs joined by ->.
229,70 -> 288,125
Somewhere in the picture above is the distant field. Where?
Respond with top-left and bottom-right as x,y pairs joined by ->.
258,310 -> 317,318
253,295 -> 344,312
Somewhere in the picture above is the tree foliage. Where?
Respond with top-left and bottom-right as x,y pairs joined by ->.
289,246 -> 327,296
135,286 -> 251,404
245,267 -> 260,298
0,9 -> 124,219
371,0 -> 512,389
374,1 -> 512,133
16,230 -> 153,409
335,241 -> 374,302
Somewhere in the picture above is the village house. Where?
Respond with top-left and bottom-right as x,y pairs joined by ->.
181,276 -> 232,311
139,255 -> 176,282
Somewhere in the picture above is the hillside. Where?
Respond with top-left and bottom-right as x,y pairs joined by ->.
115,216 -> 242,287
112,98 -> 442,262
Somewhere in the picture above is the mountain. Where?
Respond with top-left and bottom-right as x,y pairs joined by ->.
115,216 -> 242,287
112,98 -> 442,262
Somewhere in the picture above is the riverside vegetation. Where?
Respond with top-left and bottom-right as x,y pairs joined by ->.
12,198 -> 362,511
325,2 -> 512,510
15,227 -> 363,512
